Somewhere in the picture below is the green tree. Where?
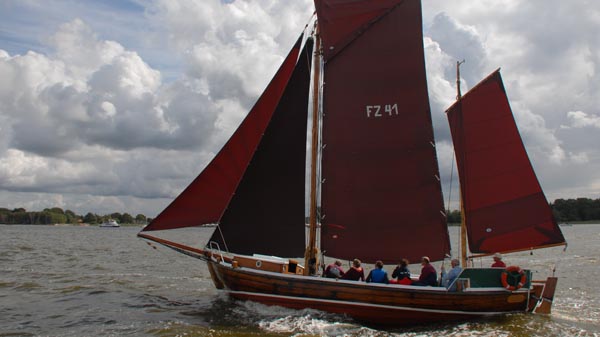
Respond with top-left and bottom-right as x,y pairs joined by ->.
0,208 -> 9,223
110,213 -> 123,223
39,211 -> 66,224
135,214 -> 147,224
447,210 -> 462,224
552,199 -> 578,221
83,212 -> 98,224
65,209 -> 78,223
551,198 -> 600,222
44,207 -> 65,215
9,210 -> 29,224
121,213 -> 134,224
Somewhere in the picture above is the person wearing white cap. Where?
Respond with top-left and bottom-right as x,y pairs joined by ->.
491,252 -> 506,268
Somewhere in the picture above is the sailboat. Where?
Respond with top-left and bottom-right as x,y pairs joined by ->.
138,0 -> 566,325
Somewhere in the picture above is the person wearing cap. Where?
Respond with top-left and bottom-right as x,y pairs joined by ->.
412,256 -> 437,286
491,253 -> 506,268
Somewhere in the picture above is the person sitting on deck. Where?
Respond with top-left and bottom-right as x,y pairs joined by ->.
491,253 -> 506,268
440,258 -> 462,291
412,256 -> 437,286
341,258 -> 365,281
366,260 -> 389,284
324,260 -> 345,278
391,258 -> 412,285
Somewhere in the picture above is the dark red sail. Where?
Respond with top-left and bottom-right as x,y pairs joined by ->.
142,36 -> 304,232
446,70 -> 566,254
317,0 -> 450,264
315,0 -> 406,61
209,39 -> 313,257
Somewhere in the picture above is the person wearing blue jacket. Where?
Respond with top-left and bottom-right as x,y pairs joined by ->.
366,260 -> 389,284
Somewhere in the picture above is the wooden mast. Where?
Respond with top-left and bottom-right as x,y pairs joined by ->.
456,60 -> 468,268
304,24 -> 322,275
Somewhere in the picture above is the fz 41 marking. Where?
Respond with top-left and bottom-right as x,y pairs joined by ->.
366,104 -> 399,118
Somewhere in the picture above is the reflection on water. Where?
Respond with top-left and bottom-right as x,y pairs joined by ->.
0,224 -> 598,336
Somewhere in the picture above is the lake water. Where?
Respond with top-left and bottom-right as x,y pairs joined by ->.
1,224 -> 599,336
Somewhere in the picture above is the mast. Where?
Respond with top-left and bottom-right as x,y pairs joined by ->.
456,60 -> 468,267
304,24 -> 322,275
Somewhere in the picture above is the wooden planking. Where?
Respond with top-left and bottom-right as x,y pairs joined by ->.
534,277 -> 558,314
209,260 -> 529,318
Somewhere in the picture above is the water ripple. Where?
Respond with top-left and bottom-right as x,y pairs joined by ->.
0,225 -> 598,336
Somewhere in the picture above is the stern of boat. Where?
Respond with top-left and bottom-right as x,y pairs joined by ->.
529,277 -> 558,314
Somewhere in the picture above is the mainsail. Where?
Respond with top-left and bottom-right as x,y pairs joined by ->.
446,70 -> 566,255
317,0 -> 450,264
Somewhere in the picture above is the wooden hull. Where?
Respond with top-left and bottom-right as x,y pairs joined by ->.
206,260 -> 541,325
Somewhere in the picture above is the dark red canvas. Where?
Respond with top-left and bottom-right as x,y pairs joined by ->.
446,70 -> 566,254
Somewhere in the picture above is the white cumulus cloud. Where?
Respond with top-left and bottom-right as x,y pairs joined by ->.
0,0 -> 599,216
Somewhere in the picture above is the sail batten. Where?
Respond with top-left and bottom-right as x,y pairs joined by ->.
447,70 -> 566,254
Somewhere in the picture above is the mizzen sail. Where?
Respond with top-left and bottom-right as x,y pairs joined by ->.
446,70 -> 566,254
317,0 -> 450,264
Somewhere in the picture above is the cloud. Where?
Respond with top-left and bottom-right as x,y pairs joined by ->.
423,0 -> 600,201
0,18 -> 216,215
0,0 -> 599,217
564,111 -> 600,129
423,37 -> 455,145
0,1 -> 313,216
426,12 -> 486,87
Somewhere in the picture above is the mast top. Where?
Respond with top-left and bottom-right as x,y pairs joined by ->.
456,60 -> 465,100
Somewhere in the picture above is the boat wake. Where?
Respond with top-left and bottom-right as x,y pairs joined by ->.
235,301 -> 357,335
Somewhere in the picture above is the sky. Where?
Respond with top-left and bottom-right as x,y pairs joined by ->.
0,0 -> 599,217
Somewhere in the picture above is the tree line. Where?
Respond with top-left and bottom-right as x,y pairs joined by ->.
446,197 -> 600,224
0,207 -> 151,225
2,197 -> 599,226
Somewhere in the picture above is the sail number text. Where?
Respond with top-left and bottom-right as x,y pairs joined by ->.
366,104 -> 399,118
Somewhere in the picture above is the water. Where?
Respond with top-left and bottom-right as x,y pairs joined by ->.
1,224 -> 598,336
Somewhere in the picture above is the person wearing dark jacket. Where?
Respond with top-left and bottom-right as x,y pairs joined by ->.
391,258 -> 411,285
412,256 -> 437,286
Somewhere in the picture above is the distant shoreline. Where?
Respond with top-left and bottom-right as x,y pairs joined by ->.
0,223 -> 145,227
3,222 -> 599,227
